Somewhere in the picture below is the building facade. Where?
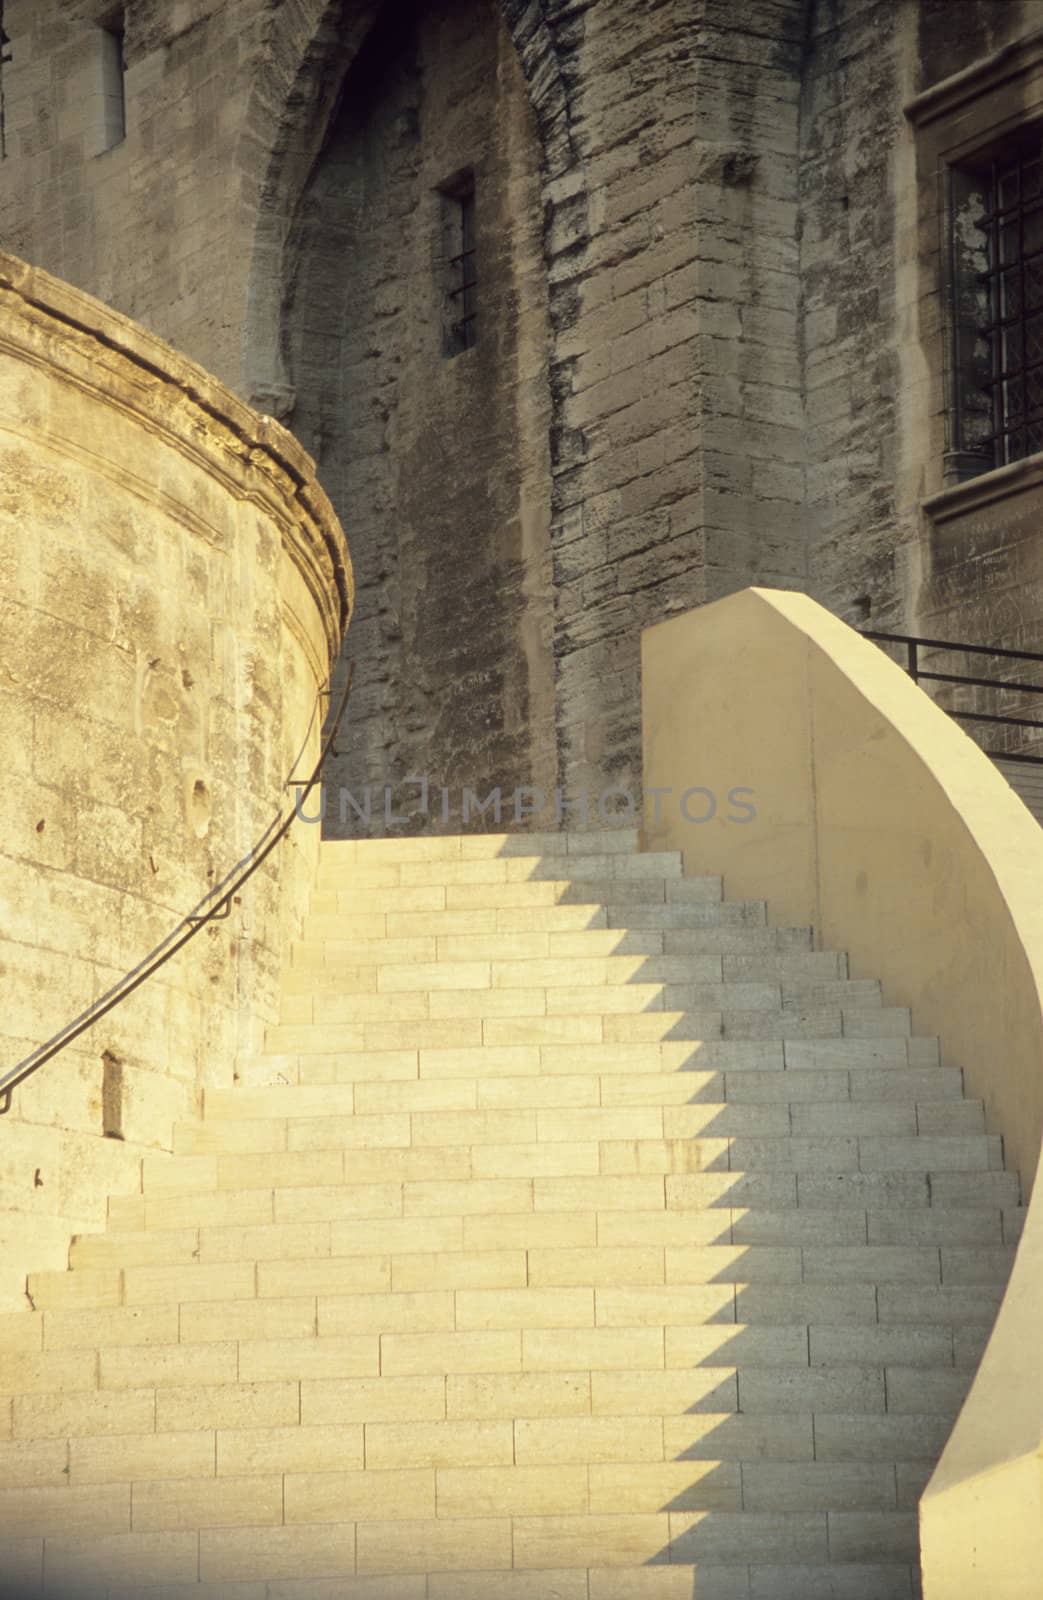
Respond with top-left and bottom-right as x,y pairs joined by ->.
2,0 -> 1043,823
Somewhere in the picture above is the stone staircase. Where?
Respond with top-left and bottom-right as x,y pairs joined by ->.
0,828 -> 1024,1599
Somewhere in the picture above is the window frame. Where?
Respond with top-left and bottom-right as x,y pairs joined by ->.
947,125 -> 1043,479
907,27 -> 1043,501
97,5 -> 127,153
439,170 -> 478,358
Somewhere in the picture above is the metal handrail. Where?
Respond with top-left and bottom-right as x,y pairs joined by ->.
863,629 -> 1043,763
0,663 -> 354,1115
862,630 -> 1043,665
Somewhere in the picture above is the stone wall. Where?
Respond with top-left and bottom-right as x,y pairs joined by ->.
0,253 -> 350,1306
902,0 -> 1043,734
543,0 -> 807,802
5,0 -> 1043,807
285,0 -> 557,831
0,0 -> 274,390
800,0 -> 1043,637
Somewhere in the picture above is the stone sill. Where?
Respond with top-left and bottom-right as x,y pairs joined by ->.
923,453 -> 1043,525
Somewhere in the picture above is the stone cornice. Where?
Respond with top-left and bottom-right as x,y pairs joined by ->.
904,25 -> 1043,129
0,251 -> 352,662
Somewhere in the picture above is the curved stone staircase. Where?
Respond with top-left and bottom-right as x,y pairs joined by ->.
0,829 -> 1023,1599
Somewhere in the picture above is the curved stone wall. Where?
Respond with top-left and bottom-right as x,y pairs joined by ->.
0,252 -> 352,1307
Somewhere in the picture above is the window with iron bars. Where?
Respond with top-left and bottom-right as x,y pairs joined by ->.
950,130 -> 1043,476
443,177 -> 476,356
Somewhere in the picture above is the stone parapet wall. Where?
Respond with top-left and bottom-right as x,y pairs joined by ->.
0,252 -> 351,1306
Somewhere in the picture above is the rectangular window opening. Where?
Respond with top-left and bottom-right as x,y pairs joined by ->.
99,7 -> 126,151
0,3 -> 11,161
442,174 -> 477,356
952,125 -> 1043,475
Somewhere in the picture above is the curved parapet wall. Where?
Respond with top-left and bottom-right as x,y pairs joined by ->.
0,252 -> 352,1305
641,585 -> 1043,1597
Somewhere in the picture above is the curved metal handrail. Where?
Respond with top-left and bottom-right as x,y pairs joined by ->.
0,663 -> 354,1115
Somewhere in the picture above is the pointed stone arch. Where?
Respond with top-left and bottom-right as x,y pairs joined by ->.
237,0 -> 385,413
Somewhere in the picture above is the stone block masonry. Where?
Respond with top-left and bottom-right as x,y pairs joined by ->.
7,1 -> 1043,813
0,252 -> 350,1308
0,828 -> 1023,1595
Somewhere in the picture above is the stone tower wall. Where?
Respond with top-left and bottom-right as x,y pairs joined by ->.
0,252 -> 350,1305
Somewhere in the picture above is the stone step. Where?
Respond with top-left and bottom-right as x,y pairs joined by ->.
292,930 -> 668,971
724,1068 -> 963,1103
171,1100 -> 985,1164
245,1047 -> 953,1100
295,985 -> 849,1025
2,826 -> 1021,1597
171,1095 -> 986,1160
206,1083 -> 360,1119
324,828 -> 642,863
723,1009 -> 908,1041
590,1564 -> 918,1600
784,1038 -> 940,1069
118,1163 -> 1009,1228
267,1012 -> 806,1054
137,1129 -> 1006,1203
668,926 -> 814,952
68,1199 -> 1016,1277
315,849 -> 687,889
300,906 -> 602,940
254,1040 -> 802,1090
306,876 -> 726,920
303,899 -> 774,941
787,1102 -> 984,1137
68,1228 -> 202,1270
725,951 -> 848,978
606,901 -> 768,929
199,1136 -> 990,1196
290,926 -> 822,965
284,952 -> 729,995
282,968 -> 881,1017
20,1230 -> 999,1323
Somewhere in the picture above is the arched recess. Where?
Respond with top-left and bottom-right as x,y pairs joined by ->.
239,0 -> 588,409
237,0 -> 386,417
237,0 -> 593,830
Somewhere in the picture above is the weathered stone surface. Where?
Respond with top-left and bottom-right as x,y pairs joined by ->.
6,0 -> 1041,808
0,254 -> 350,1306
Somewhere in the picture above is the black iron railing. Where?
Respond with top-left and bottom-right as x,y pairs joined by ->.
863,631 -> 1043,764
0,664 -> 354,1115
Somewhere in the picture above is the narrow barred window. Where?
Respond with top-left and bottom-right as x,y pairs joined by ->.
442,175 -> 477,355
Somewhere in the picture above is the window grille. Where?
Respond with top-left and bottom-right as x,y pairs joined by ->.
978,138 -> 1043,466
446,180 -> 477,355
